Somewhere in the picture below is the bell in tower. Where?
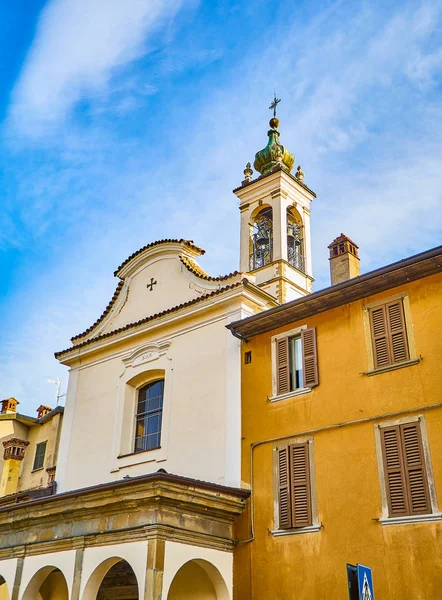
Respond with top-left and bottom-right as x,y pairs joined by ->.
234,97 -> 316,303
250,206 -> 273,270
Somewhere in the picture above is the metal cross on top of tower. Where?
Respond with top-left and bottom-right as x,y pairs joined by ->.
269,93 -> 281,117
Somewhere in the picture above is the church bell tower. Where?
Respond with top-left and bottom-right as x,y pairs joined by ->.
234,98 -> 316,303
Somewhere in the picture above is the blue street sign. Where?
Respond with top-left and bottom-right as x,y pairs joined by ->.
357,564 -> 374,600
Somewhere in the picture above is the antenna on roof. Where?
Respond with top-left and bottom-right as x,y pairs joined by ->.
47,378 -> 66,405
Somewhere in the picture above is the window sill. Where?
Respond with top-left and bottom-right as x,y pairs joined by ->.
364,358 -> 420,377
378,513 -> 442,526
117,447 -> 161,459
271,524 -> 322,536
31,467 -> 44,473
269,388 -> 312,403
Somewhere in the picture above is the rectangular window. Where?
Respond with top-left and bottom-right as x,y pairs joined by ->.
380,422 -> 431,517
276,327 -> 318,395
33,441 -> 47,471
369,299 -> 409,369
278,442 -> 312,529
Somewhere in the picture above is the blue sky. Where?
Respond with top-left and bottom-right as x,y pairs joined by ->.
1,0 -> 442,413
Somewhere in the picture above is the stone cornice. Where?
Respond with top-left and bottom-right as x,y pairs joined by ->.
233,165 -> 316,200
0,473 -> 249,558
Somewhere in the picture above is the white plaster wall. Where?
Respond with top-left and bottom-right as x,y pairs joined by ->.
0,558 -> 18,598
80,541 -> 147,599
224,312 -> 242,487
18,550 -> 75,600
58,306 -> 243,492
162,541 -> 233,600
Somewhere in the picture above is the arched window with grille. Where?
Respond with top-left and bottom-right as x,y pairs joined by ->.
250,207 -> 273,270
287,209 -> 305,273
134,380 -> 164,452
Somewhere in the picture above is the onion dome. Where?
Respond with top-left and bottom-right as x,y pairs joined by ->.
253,117 -> 295,176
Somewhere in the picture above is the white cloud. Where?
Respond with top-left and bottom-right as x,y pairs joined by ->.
8,0 -> 189,136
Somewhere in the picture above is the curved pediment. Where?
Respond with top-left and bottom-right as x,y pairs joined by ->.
70,239 -> 244,345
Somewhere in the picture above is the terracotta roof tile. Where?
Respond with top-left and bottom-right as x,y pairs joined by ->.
179,256 -> 240,281
114,239 -> 204,277
71,281 -> 124,342
72,241 -> 206,343
56,279 -> 250,359
328,233 -> 359,249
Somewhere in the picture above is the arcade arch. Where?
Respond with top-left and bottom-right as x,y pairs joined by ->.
82,557 -> 139,600
21,566 -> 68,600
167,559 -> 229,600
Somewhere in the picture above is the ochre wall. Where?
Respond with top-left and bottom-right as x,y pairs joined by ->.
19,413 -> 63,492
235,272 -> 442,599
0,460 -> 22,497
0,420 -> 28,490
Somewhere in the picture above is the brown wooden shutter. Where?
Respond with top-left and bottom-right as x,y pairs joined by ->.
278,446 -> 292,529
289,442 -> 312,527
400,422 -> 431,515
381,423 -> 431,517
381,426 -> 409,517
369,305 -> 392,368
301,327 -> 319,388
276,337 -> 290,395
386,300 -> 409,364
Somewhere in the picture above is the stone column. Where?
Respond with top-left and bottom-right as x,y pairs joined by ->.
71,546 -> 85,600
11,557 -> 24,600
144,538 -> 165,600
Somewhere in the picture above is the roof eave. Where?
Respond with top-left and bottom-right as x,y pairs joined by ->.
228,244 -> 442,339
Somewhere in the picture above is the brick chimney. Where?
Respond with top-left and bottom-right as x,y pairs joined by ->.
1,398 -> 19,415
37,405 -> 52,419
328,234 -> 360,285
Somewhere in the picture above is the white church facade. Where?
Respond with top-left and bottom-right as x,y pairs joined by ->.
0,108 -> 315,599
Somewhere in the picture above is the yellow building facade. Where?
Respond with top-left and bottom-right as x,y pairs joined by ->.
230,245 -> 442,599
0,399 -> 63,503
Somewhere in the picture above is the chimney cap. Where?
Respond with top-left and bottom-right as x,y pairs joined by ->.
2,438 -> 29,449
1,398 -> 20,414
37,405 -> 53,418
328,233 -> 359,249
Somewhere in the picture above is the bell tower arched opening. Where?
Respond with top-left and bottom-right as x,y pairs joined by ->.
287,207 -> 305,273
249,206 -> 273,270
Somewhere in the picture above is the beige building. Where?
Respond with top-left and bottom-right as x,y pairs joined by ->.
0,398 -> 63,503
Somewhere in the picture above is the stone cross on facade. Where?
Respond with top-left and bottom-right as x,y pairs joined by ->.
146,277 -> 157,291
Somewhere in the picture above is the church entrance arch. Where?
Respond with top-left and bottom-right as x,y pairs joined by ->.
82,557 -> 139,600
21,566 -> 68,600
0,576 -> 9,600
167,559 -> 229,600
